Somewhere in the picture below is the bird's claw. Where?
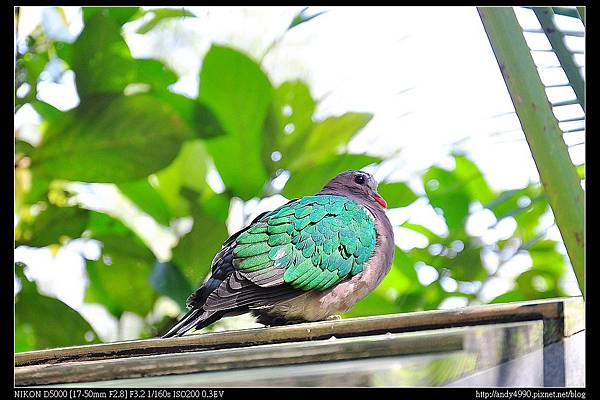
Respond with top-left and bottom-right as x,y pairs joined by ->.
326,315 -> 342,321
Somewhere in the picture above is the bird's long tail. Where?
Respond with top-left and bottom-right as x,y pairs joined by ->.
162,308 -> 224,338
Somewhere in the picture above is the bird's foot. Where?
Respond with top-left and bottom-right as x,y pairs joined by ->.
326,314 -> 342,321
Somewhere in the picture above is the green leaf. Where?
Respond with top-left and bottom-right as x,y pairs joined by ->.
16,140 -> 34,157
21,172 -> 51,206
117,179 -> 172,226
73,13 -> 136,98
199,189 -> 231,222
136,8 -> 196,34
30,100 -> 62,126
282,153 -> 382,199
423,166 -> 470,233
513,198 -> 549,242
134,59 -> 178,89
85,234 -> 156,317
576,164 -> 585,179
199,45 -> 273,199
444,246 -> 486,281
149,261 -> 193,310
14,318 -> 37,353
528,240 -> 566,277
262,80 -> 317,173
377,182 -> 418,208
15,205 -> 89,247
287,112 -> 373,171
275,81 -> 316,142
515,270 -> 560,298
288,7 -> 327,30
490,289 -> 527,304
82,7 -> 141,27
149,90 -> 226,139
54,41 -> 73,66
15,266 -> 100,351
32,94 -> 191,183
453,154 -> 495,205
400,222 -> 441,242
485,185 -> 548,242
154,139 -> 210,217
17,51 -> 48,94
391,249 -> 419,282
86,211 -> 138,238
171,195 -> 229,286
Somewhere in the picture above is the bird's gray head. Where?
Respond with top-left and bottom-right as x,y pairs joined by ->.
318,170 -> 388,209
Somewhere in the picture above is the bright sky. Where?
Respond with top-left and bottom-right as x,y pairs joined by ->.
14,6 -> 585,341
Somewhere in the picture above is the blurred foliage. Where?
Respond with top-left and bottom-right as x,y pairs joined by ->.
14,7 -> 572,351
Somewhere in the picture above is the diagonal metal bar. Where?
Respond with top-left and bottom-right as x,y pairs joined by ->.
533,7 -> 585,111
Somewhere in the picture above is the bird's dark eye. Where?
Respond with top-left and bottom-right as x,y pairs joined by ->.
354,175 -> 366,185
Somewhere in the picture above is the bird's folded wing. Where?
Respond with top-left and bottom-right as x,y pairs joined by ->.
231,195 -> 377,292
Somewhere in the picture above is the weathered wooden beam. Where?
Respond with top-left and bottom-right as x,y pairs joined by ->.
15,296 -> 583,367
16,328 -> 466,386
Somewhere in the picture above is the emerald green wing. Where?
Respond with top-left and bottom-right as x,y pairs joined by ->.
232,195 -> 377,291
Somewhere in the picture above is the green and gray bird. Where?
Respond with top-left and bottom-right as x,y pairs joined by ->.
162,170 -> 394,338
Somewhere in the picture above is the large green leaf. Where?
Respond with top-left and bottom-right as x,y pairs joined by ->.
149,90 -> 226,139
134,59 -> 178,89
423,166 -> 470,233
528,240 -> 566,278
444,246 -> 486,281
282,153 -> 382,199
400,222 -> 441,242
150,261 -> 193,310
287,112 -> 373,171
136,8 -> 196,34
154,139 -> 210,217
53,41 -> 73,67
262,80 -> 317,173
515,270 -> 562,299
15,265 -> 100,351
16,140 -> 34,158
15,205 -> 89,247
72,13 -> 136,98
484,184 -> 548,242
30,100 -> 62,126
82,7 -> 141,27
199,45 -> 273,199
377,182 -> 418,209
171,199 -> 229,286
84,212 -> 157,317
86,210 -> 138,238
20,173 -> 51,206
453,154 -> 495,205
85,235 -> 156,317
514,200 -> 549,243
32,94 -> 191,183
117,179 -> 172,226
490,290 -> 528,304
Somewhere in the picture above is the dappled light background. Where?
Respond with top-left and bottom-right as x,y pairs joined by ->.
15,6 -> 584,348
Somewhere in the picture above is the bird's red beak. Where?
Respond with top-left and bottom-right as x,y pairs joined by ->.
374,193 -> 387,208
